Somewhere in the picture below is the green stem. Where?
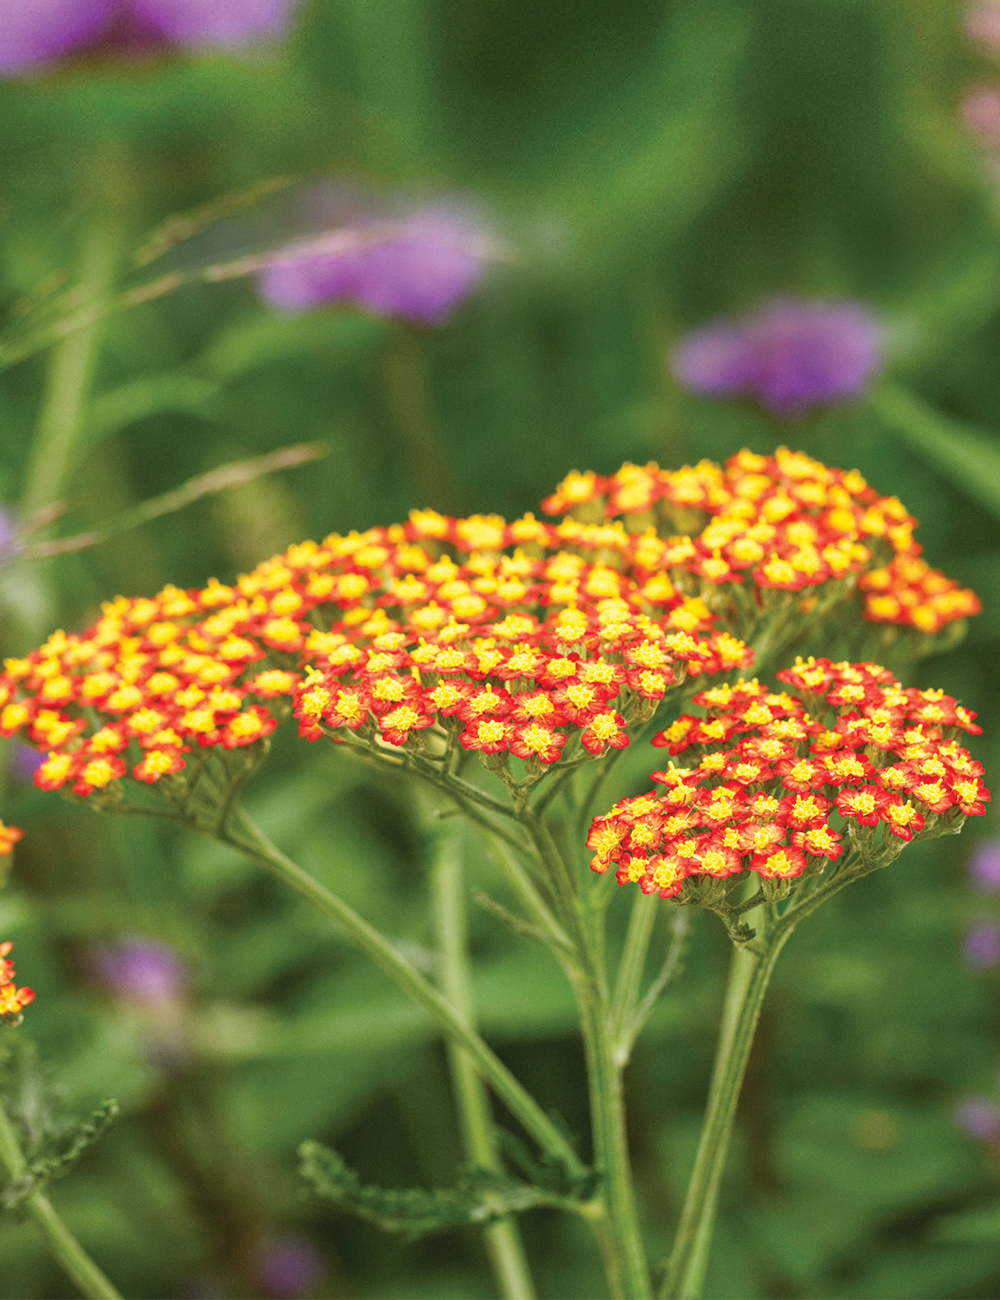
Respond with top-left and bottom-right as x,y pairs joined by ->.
224,807 -> 587,1182
609,891 -> 659,1066
431,826 -> 536,1300
480,833 -> 579,963
21,216 -> 117,519
617,908 -> 691,1069
659,921 -> 792,1300
575,976 -> 652,1300
0,1091 -> 122,1300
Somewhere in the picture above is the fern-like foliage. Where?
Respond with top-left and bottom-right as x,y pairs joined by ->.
0,1037 -> 119,1209
298,1139 -> 588,1239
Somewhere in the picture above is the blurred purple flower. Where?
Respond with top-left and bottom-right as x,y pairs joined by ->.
955,1095 -> 1000,1143
9,742 -> 45,787
251,1235 -> 324,1299
0,0 -> 112,75
969,840 -> 1000,894
963,919 -> 1000,971
91,935 -> 187,1005
0,0 -> 298,75
258,207 -> 493,325
131,0 -> 294,46
670,296 -> 884,419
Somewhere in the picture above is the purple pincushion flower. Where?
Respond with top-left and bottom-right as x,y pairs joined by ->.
0,0 -> 113,75
131,0 -> 296,46
954,1095 -> 1000,1143
251,1235 -> 324,1298
0,0 -> 297,75
963,919 -> 1000,971
670,296 -> 884,419
258,207 -> 493,325
92,935 -> 187,1005
670,324 -> 757,396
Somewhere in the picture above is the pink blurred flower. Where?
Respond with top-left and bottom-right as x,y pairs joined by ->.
962,84 -> 1000,138
966,1 -> 1000,51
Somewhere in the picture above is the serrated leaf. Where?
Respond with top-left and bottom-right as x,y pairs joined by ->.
298,1140 -> 576,1239
1,1101 -> 119,1209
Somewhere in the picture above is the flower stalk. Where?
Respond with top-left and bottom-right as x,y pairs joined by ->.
658,917 -> 789,1300
431,823 -> 536,1300
0,1090 -> 122,1300
224,806 -> 588,1183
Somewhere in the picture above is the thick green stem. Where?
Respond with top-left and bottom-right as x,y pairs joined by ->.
575,977 -> 652,1300
431,827 -> 536,1300
0,1091 -> 122,1300
224,807 -> 587,1182
659,924 -> 792,1300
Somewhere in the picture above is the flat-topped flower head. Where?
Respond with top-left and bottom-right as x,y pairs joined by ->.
671,297 -> 884,419
540,449 -> 980,645
590,659 -> 988,909
0,496 -> 749,813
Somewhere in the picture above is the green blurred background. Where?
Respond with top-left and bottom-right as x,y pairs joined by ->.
1,1 -> 1000,1296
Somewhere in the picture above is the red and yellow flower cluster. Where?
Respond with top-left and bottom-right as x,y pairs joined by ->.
543,448 -> 980,634
0,492 -> 757,797
0,941 -> 34,1020
0,449 -> 979,803
587,659 -> 989,899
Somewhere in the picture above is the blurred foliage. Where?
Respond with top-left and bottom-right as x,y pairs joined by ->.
1,0 -> 1000,1297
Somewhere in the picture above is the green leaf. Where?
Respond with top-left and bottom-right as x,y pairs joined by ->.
298,1140 -> 571,1239
872,382 -> 1000,519
201,309 -> 387,381
1,1101 -> 119,1210
84,372 -> 221,443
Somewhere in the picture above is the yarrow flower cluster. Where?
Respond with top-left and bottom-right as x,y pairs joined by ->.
0,450 -> 978,813
0,0 -> 298,76
669,297 -> 884,418
543,448 -> 980,636
0,940 -> 34,1022
0,502 -> 751,802
588,659 -> 988,901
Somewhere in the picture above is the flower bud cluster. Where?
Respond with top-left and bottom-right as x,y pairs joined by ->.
0,941 -> 33,1021
588,658 -> 988,901
543,448 -> 980,635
